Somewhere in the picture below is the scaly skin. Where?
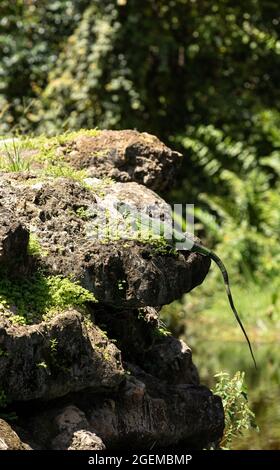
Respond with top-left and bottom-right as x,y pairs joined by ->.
117,203 -> 257,368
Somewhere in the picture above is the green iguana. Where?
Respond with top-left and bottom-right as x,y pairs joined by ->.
117,202 -> 257,369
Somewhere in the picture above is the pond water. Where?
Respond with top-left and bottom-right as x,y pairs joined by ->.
188,340 -> 280,450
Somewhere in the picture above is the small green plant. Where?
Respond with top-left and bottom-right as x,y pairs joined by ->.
76,207 -> 91,220
117,279 -> 126,291
27,233 -> 48,257
36,361 -> 48,369
1,139 -> 30,172
46,276 -> 97,313
49,337 -> 59,368
154,325 -> 172,338
213,371 -> 258,449
50,338 -> 58,355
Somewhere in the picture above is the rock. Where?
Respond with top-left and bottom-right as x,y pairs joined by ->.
0,131 -> 182,193
93,306 -> 199,385
51,405 -> 105,450
81,240 -> 210,308
0,419 -> 31,450
0,130 -> 224,450
87,368 -> 224,450
143,337 -> 199,385
0,311 -> 124,401
0,175 -> 210,308
64,130 -> 182,192
54,406 -> 89,434
68,430 -> 105,450
14,366 -> 223,450
0,208 -> 31,276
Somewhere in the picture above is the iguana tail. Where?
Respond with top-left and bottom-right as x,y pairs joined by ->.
192,243 -> 257,369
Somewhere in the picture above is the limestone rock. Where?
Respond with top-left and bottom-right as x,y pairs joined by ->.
64,130 -> 182,192
93,306 -> 199,385
0,311 -> 124,401
0,419 -> 31,450
68,430 -> 105,450
87,368 -> 224,450
0,175 -> 210,308
0,130 -> 224,450
13,367 -> 223,450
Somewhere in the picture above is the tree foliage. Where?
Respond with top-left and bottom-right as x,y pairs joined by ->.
1,1 -> 280,135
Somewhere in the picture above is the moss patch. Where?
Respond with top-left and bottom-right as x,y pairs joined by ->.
43,162 -> 88,183
0,129 -> 99,176
0,271 -> 97,325
54,128 -> 100,144
27,233 -> 49,258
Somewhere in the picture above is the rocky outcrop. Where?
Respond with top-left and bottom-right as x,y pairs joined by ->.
63,130 -> 182,193
87,369 -> 223,450
93,306 -> 200,385
0,311 -> 124,401
0,175 -> 210,307
0,130 -> 224,450
13,371 -> 223,450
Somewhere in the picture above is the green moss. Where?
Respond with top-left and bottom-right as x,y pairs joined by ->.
43,162 -> 88,182
0,131 -> 115,202
54,128 -> 100,144
10,315 -> 27,326
1,128 -> 99,155
0,129 -> 99,175
27,233 -> 48,257
142,235 -> 178,256
75,207 -> 91,220
0,271 -> 97,324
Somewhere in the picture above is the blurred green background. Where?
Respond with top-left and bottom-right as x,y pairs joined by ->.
0,0 -> 279,449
